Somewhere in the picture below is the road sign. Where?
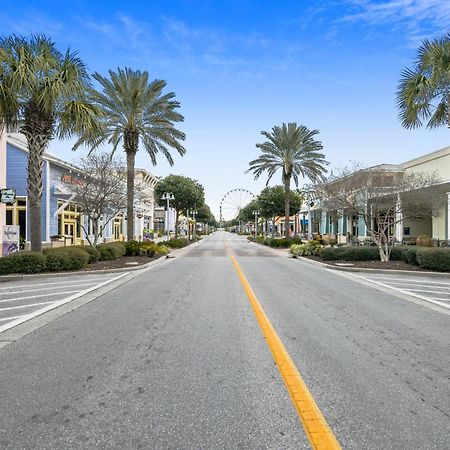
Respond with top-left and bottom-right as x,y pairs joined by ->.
2,225 -> 20,256
1,188 -> 16,204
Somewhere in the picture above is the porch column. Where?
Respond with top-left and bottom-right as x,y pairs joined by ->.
0,128 -> 6,252
447,192 -> 450,240
395,194 -> 403,243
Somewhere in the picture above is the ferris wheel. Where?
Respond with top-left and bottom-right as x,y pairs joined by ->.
219,188 -> 256,223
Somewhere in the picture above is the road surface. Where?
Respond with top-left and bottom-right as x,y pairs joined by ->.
0,232 -> 449,449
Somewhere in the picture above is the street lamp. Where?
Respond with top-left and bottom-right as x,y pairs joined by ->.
161,192 -> 175,241
253,210 -> 259,237
300,185 -> 315,241
192,210 -> 198,240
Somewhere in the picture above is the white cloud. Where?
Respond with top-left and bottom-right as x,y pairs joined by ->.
340,0 -> 450,39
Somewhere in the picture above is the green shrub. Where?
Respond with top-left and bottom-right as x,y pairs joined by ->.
291,244 -> 313,257
388,246 -> 409,261
0,252 -> 47,274
319,247 -> 345,261
74,245 -> 100,263
141,242 -> 157,257
124,240 -> 142,256
263,237 -> 302,248
319,246 -> 380,261
96,244 -> 115,260
402,247 -> 420,265
156,245 -> 170,256
164,238 -> 189,249
44,247 -> 90,271
96,242 -> 126,260
416,248 -> 450,272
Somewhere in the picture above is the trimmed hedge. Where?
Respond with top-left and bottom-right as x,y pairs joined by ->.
402,247 -> 420,265
251,237 -> 303,248
44,247 -> 90,271
319,246 -> 381,261
416,248 -> 450,272
74,245 -> 100,263
96,242 -> 126,260
0,252 -> 47,274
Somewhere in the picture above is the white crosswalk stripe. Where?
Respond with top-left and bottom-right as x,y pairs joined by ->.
350,273 -> 450,310
0,272 -> 128,332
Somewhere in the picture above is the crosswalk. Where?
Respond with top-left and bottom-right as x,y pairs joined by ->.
350,273 -> 450,309
0,273 -> 128,332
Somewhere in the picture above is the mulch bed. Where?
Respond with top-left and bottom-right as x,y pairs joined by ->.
82,255 -> 161,271
303,256 -> 433,271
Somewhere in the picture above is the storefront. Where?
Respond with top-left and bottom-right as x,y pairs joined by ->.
3,133 -> 159,247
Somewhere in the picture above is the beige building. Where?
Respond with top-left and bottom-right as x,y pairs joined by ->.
401,146 -> 450,241
308,145 -> 450,244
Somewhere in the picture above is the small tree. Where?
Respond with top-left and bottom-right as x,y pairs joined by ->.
67,153 -> 144,246
154,175 -> 205,237
316,164 -> 443,261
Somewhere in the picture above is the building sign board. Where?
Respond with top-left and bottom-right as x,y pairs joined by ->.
0,188 -> 16,204
2,225 -> 20,256
61,174 -> 84,186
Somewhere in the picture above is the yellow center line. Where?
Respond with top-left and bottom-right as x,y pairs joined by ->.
230,254 -> 341,450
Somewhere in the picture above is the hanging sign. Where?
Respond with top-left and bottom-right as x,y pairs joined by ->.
2,225 -> 20,256
0,188 -> 16,204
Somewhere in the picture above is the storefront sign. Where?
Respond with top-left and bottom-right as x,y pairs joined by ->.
61,174 -> 84,186
0,188 -> 16,204
2,225 -> 20,256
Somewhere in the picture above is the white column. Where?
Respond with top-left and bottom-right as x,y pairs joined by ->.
395,194 -> 403,242
447,192 -> 450,241
0,128 -> 6,252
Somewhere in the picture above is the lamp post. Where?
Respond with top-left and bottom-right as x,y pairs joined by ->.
161,192 -> 175,241
192,209 -> 198,240
253,210 -> 259,237
300,185 -> 315,241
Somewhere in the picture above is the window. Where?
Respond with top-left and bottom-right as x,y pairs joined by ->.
6,197 -> 27,240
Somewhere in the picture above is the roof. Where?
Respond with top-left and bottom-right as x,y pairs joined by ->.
400,145 -> 450,169
7,133 -> 82,174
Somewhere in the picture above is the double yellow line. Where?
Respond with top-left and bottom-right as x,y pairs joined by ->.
230,254 -> 341,449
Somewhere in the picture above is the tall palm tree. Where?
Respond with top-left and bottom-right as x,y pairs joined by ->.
397,33 -> 450,129
247,123 -> 328,238
0,34 -> 98,252
75,68 -> 186,241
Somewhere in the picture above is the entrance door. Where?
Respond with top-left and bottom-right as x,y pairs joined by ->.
64,221 -> 76,245
114,220 -> 123,241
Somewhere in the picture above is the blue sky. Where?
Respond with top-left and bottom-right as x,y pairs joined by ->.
1,1 -> 449,218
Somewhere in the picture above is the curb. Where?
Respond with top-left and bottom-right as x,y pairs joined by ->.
292,255 -> 450,278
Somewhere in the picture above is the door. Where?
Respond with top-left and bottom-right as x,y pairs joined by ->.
64,221 -> 76,245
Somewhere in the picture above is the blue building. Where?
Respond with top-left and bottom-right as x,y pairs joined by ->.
4,133 -> 159,247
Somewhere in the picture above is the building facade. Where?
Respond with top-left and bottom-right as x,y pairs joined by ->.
310,146 -> 450,244
1,133 -> 159,248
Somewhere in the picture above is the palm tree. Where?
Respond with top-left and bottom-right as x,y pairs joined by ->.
397,33 -> 450,129
75,68 -> 186,241
0,34 -> 98,252
247,123 -> 328,238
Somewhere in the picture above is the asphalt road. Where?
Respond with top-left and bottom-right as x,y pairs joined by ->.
0,232 -> 449,449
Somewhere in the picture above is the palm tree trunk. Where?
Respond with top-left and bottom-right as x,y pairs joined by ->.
284,176 -> 291,238
24,121 -> 51,253
126,150 -> 136,241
